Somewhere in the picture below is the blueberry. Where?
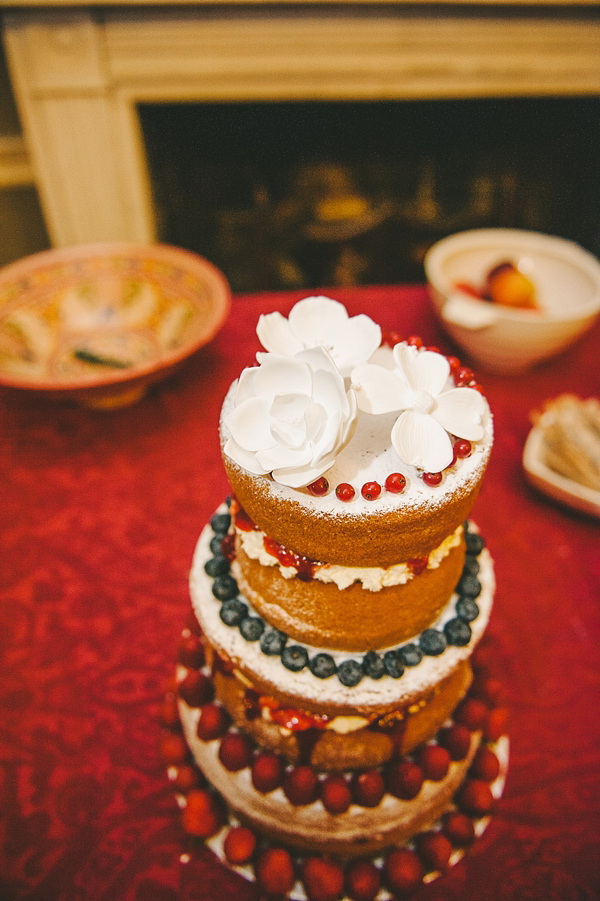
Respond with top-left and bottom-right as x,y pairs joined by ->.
383,649 -> 405,679
458,574 -> 481,598
309,653 -> 337,679
260,629 -> 287,656
362,650 -> 385,680
465,532 -> 485,556
337,659 -> 364,687
210,535 -> 225,556
419,629 -> 447,656
219,598 -> 248,626
212,574 -> 239,601
240,616 -> 264,642
204,554 -> 230,578
281,645 -> 309,672
462,556 -> 480,577
211,512 -> 231,535
398,644 -> 423,667
444,617 -> 472,646
456,597 -> 479,622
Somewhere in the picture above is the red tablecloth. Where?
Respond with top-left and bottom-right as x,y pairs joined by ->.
1,285 -> 599,901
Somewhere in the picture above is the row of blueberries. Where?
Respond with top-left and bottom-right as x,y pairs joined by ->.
205,508 -> 484,688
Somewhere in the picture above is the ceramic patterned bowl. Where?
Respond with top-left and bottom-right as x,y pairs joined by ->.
0,242 -> 231,407
424,229 -> 600,374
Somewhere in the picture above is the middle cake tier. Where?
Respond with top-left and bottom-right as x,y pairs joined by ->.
231,501 -> 466,651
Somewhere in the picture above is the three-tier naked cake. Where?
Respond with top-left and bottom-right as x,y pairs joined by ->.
162,296 -> 508,900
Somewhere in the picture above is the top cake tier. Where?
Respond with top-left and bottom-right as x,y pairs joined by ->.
220,296 -> 493,567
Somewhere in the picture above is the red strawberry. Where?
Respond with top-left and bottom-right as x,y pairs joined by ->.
223,825 -> 257,865
351,770 -> 385,808
416,831 -> 453,871
197,703 -> 229,742
384,848 -> 424,896
182,789 -> 223,838
218,732 -> 253,771
344,859 -> 381,900
442,810 -> 475,846
386,760 -> 423,800
418,744 -> 451,782
251,750 -> 284,793
283,765 -> 319,805
321,774 -> 351,815
302,857 -> 345,901
254,847 -> 295,895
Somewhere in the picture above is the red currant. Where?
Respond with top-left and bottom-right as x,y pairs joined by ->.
454,365 -> 475,386
447,355 -> 461,372
423,471 -> 443,487
406,335 -> 423,348
224,825 -> 257,864
335,482 -> 355,502
385,472 -> 406,494
308,477 -> 329,496
384,330 -> 402,347
454,439 -> 472,458
361,481 -> 381,501
345,858 -> 381,900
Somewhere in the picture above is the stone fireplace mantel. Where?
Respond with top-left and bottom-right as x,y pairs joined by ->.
2,2 -> 599,247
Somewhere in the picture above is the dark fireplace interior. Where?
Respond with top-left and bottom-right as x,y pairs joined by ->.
140,98 -> 599,293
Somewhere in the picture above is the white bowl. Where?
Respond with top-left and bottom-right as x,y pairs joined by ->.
424,228 -> 600,373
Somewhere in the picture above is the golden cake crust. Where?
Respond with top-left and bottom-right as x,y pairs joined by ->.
224,453 -> 486,566
233,535 -> 466,651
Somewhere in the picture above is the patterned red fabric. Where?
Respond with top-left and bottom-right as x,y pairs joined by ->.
1,285 -> 599,901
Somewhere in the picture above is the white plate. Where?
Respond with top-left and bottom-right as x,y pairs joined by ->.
523,425 -> 600,518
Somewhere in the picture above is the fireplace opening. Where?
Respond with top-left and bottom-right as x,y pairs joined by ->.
140,98 -> 599,293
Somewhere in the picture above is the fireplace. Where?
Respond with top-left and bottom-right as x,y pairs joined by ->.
3,3 -> 600,290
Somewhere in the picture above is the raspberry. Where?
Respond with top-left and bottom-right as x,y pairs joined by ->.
470,746 -> 500,782
182,789 -> 223,838
178,671 -> 214,708
454,698 -> 488,731
283,765 -> 319,805
456,778 -> 495,816
384,848 -> 424,896
218,732 -> 253,771
442,810 -> 475,846
255,847 -> 296,895
302,857 -> 345,901
197,703 -> 230,742
438,724 -> 472,761
344,859 -> 381,900
321,774 -> 351,815
251,751 -> 284,793
177,633 -> 206,669
418,744 -> 451,782
386,760 -> 423,800
352,770 -> 385,807
416,831 -> 453,872
160,730 -> 187,765
223,825 -> 257,865
484,707 -> 508,742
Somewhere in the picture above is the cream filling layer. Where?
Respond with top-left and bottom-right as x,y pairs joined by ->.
237,523 -> 463,591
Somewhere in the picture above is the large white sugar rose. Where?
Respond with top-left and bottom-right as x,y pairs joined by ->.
256,295 -> 381,378
352,343 -> 486,472
223,346 -> 358,488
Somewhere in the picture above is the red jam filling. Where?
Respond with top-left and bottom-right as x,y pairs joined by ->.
244,689 -> 330,732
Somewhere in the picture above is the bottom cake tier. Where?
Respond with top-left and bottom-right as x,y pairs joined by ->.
161,635 -> 508,900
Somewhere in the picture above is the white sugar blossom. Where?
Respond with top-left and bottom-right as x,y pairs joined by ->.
223,346 -> 358,488
256,296 -> 381,378
352,343 -> 485,472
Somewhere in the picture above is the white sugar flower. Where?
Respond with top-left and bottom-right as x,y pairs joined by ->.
352,343 -> 486,472
223,346 -> 358,488
256,296 -> 381,378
